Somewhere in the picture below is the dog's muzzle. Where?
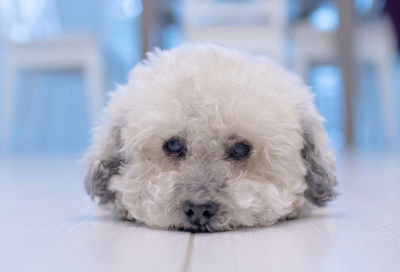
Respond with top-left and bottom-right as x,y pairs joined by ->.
183,200 -> 218,227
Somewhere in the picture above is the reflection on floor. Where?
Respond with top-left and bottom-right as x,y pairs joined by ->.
1,152 -> 399,272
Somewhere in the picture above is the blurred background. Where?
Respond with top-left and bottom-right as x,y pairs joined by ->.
0,0 -> 399,158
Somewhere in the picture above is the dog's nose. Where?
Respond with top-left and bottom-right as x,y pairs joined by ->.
183,200 -> 218,226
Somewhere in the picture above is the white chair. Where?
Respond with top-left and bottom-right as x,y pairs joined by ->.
293,17 -> 398,146
0,0 -> 105,150
182,0 -> 288,64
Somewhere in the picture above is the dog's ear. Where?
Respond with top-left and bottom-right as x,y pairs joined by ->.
83,123 -> 124,204
301,120 -> 338,206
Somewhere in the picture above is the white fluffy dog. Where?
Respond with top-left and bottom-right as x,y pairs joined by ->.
84,44 -> 337,232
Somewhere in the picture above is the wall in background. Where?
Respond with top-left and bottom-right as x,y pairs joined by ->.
0,0 -> 141,155
0,0 -> 399,156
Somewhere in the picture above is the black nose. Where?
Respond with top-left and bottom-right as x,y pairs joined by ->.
183,200 -> 218,226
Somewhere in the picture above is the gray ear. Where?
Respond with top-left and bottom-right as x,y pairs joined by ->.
85,157 -> 123,204
301,131 -> 338,206
83,124 -> 124,204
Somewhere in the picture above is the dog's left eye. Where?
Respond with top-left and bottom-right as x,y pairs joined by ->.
163,138 -> 186,157
229,142 -> 251,160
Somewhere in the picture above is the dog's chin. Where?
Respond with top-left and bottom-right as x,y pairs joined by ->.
177,225 -> 213,233
174,222 -> 236,233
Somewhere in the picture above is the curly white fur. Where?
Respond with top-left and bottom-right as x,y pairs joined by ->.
83,44 -> 337,232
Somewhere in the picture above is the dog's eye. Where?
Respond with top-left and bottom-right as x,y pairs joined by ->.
230,142 -> 251,160
163,138 -> 186,157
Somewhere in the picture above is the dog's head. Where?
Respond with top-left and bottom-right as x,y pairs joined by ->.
84,44 -> 337,232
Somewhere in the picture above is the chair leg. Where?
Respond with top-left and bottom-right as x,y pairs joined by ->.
84,53 -> 105,125
293,54 -> 309,82
1,63 -> 18,151
377,57 -> 398,147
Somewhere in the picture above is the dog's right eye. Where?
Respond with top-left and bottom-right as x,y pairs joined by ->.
163,138 -> 186,158
229,141 -> 252,161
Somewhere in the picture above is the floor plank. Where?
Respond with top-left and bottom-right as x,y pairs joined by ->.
0,157 -> 190,272
187,153 -> 400,272
1,152 -> 399,272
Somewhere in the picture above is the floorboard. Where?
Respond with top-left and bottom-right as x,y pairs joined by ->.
1,152 -> 399,272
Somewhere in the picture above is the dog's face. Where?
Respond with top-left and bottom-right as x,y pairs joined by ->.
84,44 -> 337,232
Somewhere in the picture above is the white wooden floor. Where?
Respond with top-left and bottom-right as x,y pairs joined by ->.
1,152 -> 400,272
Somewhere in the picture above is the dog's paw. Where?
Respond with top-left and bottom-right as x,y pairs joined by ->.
282,210 -> 300,221
112,203 -> 134,221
